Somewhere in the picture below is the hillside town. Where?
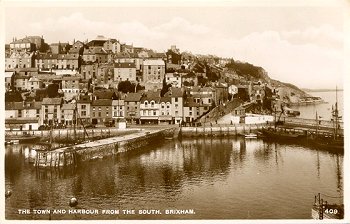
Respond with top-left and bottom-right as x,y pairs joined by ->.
4,35 -> 311,131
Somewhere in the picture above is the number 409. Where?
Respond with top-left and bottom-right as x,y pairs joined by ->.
325,208 -> 338,214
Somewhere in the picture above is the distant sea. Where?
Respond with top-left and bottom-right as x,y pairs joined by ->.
290,90 -> 343,121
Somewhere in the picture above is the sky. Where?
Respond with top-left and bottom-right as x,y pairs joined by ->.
3,2 -> 347,89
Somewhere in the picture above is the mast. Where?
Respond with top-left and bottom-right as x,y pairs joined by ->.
316,111 -> 318,136
334,86 -> 338,139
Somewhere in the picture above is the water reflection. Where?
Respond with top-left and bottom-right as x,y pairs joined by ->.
5,137 -> 344,219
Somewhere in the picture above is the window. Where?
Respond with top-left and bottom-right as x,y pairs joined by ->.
93,107 -> 95,111
93,112 -> 95,116
82,111 -> 86,116
98,112 -> 101,117
106,112 -> 109,116
82,105 -> 86,110
175,97 -> 178,102
98,107 -> 101,111
153,111 -> 156,115
189,107 -> 192,111
189,112 -> 192,116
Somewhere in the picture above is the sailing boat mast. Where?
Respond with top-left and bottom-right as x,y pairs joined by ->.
334,86 -> 338,139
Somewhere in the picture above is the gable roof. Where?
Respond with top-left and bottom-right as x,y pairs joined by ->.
91,99 -> 113,106
124,92 -> 142,102
114,63 -> 136,68
42,98 -> 62,105
93,90 -> 117,100
143,59 -> 165,66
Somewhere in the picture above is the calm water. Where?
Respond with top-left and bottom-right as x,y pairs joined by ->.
5,138 -> 343,220
291,91 -> 343,120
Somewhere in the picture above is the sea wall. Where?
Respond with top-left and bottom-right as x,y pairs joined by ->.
35,128 -> 172,168
5,128 -> 141,142
180,124 -> 267,137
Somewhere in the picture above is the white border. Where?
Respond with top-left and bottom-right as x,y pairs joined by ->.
0,1 -> 349,224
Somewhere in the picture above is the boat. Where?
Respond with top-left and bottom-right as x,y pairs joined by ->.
244,133 -> 257,139
5,135 -> 40,144
311,193 -> 343,219
283,107 -> 300,117
308,87 -> 344,152
261,127 -> 307,141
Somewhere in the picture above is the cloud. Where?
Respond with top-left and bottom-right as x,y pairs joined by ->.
281,24 -> 343,49
25,13 -> 343,88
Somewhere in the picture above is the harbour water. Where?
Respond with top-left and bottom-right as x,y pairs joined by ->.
5,91 -> 344,220
291,91 -> 343,120
5,137 -> 343,220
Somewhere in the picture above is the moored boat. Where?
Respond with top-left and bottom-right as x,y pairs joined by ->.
311,193 -> 343,219
244,133 -> 257,139
260,127 -> 307,141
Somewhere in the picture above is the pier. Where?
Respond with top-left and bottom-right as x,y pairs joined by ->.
34,127 -> 177,168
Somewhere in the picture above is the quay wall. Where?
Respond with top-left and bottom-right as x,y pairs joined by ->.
180,124 -> 267,137
5,128 -> 141,142
35,128 -> 173,168
283,117 -> 343,129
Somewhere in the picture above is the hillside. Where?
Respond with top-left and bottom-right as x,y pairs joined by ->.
223,59 -> 310,101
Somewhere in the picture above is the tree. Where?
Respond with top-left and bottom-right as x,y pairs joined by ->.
136,84 -> 145,92
5,91 -> 23,102
161,76 -> 172,97
197,76 -> 207,86
118,80 -> 135,93
47,84 -> 59,98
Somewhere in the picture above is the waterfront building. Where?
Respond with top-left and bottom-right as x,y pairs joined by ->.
112,99 -> 125,120
41,97 -> 63,125
61,103 -> 76,126
159,95 -> 172,124
183,96 -> 211,123
77,95 -> 92,125
139,90 -> 161,124
5,101 -> 41,121
91,99 -> 113,125
114,62 -> 137,82
165,87 -> 183,124
124,92 -> 142,124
